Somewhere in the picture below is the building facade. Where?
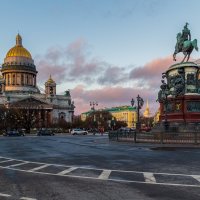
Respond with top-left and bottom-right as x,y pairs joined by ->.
0,34 -> 75,128
81,106 -> 137,128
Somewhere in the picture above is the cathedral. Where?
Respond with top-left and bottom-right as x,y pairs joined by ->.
0,34 -> 75,128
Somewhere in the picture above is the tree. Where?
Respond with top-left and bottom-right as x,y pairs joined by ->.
85,110 -> 113,131
140,115 -> 154,127
114,121 -> 127,130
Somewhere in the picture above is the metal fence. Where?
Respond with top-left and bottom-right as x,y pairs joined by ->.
108,131 -> 200,144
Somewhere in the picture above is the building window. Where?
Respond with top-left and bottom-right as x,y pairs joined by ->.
7,74 -> 10,85
12,74 -> 15,85
32,75 -> 35,86
21,74 -> 24,85
26,75 -> 29,85
59,112 -> 66,120
16,73 -> 20,85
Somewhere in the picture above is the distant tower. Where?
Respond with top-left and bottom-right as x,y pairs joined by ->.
45,75 -> 56,96
143,100 -> 150,118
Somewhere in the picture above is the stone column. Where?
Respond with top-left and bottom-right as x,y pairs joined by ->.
48,110 -> 53,127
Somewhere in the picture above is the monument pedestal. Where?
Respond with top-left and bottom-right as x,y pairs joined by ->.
159,62 -> 200,130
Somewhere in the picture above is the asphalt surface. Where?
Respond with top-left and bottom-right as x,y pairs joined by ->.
0,134 -> 199,200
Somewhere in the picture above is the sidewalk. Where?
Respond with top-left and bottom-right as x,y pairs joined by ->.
109,140 -> 200,149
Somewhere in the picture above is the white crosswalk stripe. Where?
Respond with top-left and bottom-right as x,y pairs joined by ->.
57,167 -> 78,175
0,159 -> 13,163
28,164 -> 50,172
98,170 -> 112,180
191,175 -> 200,183
7,162 -> 29,168
20,197 -> 37,200
143,172 -> 156,183
0,192 -> 11,197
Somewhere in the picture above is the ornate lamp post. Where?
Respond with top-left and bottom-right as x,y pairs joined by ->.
131,95 -> 144,131
89,101 -> 98,131
90,101 -> 98,111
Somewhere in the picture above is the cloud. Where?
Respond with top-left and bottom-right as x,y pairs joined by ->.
71,85 -> 159,115
34,40 -> 173,117
129,56 -> 174,88
97,65 -> 128,85
68,56 -> 176,115
35,38 -> 103,84
66,39 -> 104,81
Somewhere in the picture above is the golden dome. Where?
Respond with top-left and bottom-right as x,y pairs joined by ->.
47,75 -> 55,83
6,34 -> 32,59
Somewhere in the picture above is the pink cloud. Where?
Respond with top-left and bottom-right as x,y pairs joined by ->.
34,45 -> 175,117
70,56 -> 179,115
130,56 -> 174,88
71,85 -> 159,115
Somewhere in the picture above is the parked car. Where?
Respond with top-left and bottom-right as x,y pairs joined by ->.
140,126 -> 151,132
118,127 -> 136,132
3,130 -> 25,137
71,128 -> 88,135
37,129 -> 55,136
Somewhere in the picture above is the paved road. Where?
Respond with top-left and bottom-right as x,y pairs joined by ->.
0,134 -> 199,200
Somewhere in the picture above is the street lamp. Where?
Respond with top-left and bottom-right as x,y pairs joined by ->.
131,95 -> 144,131
90,101 -> 98,111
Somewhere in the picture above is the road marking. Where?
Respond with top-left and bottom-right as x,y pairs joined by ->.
0,156 -> 200,188
0,159 -> 13,163
57,167 -> 77,175
192,175 -> 200,183
0,156 -> 198,178
0,192 -> 11,197
0,164 -> 200,188
28,164 -> 50,172
143,172 -> 156,183
7,162 -> 29,168
98,170 -> 111,180
20,197 -> 37,200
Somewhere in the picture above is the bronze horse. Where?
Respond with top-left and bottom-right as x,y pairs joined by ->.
173,32 -> 198,62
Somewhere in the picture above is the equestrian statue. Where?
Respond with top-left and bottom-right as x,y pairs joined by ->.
173,23 -> 198,62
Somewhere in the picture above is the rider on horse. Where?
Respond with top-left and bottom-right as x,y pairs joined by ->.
175,23 -> 191,52
173,23 -> 198,62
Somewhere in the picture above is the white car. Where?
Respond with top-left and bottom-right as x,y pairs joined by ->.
71,129 -> 88,135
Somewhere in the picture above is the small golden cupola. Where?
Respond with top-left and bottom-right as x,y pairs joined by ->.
45,75 -> 56,96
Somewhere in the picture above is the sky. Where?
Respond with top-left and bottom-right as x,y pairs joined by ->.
0,0 -> 200,115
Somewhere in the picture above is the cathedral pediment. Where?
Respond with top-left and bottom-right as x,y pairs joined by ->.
9,96 -> 53,109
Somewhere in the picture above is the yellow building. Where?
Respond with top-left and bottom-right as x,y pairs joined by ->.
81,106 -> 137,128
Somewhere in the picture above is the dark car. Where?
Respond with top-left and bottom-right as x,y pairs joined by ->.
37,129 -> 55,136
3,130 -> 25,137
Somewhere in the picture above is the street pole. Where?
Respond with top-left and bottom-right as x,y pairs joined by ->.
131,95 -> 144,143
137,95 -> 140,130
